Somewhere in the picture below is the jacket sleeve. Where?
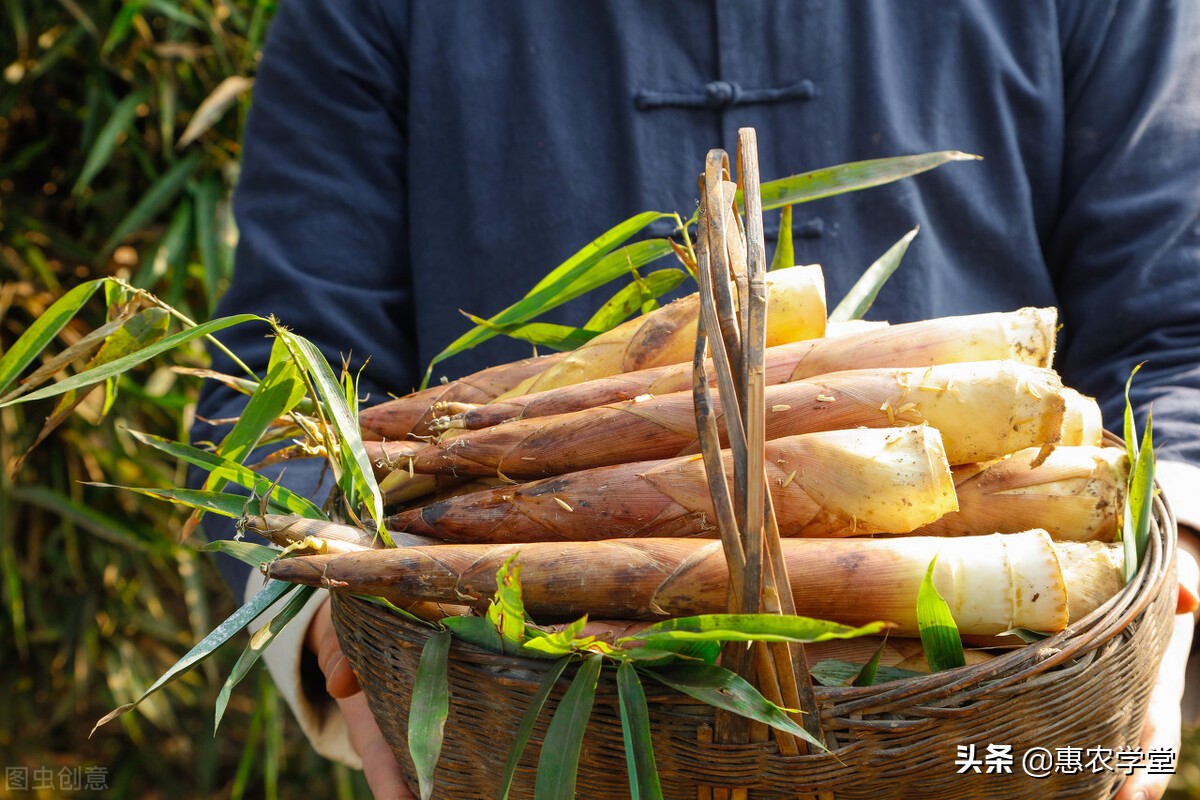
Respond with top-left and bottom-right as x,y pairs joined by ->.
1051,0 -> 1200,527
192,0 -> 412,766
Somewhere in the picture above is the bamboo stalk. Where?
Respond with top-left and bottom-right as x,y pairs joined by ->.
433,307 -> 1058,432
264,530 -> 1110,637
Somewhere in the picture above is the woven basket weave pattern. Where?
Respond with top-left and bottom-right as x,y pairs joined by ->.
332,493 -> 1176,799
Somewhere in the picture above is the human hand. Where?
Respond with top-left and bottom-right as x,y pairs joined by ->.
307,597 -> 415,800
1114,532 -> 1199,800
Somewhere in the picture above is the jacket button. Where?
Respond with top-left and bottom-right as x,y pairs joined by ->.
705,80 -> 739,108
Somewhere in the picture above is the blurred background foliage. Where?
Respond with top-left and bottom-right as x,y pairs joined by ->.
1,1 -> 369,796
0,1 -> 1196,799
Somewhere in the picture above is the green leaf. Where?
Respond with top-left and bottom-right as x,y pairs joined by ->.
617,662 -> 663,800
770,205 -> 794,272
809,659 -> 925,687
73,89 -> 150,195
522,618 -> 594,657
134,200 -> 192,289
852,637 -> 888,687
642,662 -> 824,752
409,631 -> 452,800
92,580 -> 296,734
441,614 -> 504,654
27,307 -> 171,452
0,314 -> 263,407
624,614 -> 885,646
916,556 -> 966,672
214,585 -> 317,733
87,483 -> 256,519
534,655 -> 603,800
215,338 -> 309,466
1125,411 -> 1156,583
275,328 -> 385,529
100,150 -> 204,256
200,540 -> 281,568
584,268 -> 688,332
424,225 -> 674,385
459,314 -> 599,353
125,431 -> 323,519
192,176 -> 223,311
0,278 -> 106,396
486,554 -> 528,652
688,151 -> 982,227
829,226 -> 919,322
997,628 -> 1052,644
497,656 -> 571,800
1123,366 -> 1143,465
9,485 -> 169,554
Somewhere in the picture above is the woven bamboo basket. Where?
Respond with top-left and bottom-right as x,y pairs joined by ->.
330,481 -> 1177,800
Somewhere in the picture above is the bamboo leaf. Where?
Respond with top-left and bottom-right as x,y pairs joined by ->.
86,483 -> 256,519
274,328 -> 385,528
0,310 -> 130,404
486,554 -> 527,652
1122,364 -> 1144,465
617,661 -> 663,800
440,615 -> 504,654
497,657 -> 571,800
73,89 -> 150,195
192,176 -> 222,311
459,314 -> 599,353
214,585 -> 317,733
424,226 -> 674,384
770,205 -> 794,271
177,75 -> 254,149
584,268 -> 688,332
134,200 -> 192,289
100,150 -> 204,256
0,278 -> 106,396
1125,411 -> 1156,583
409,630 -> 452,800
687,151 -> 981,226
92,580 -> 296,735
213,338 -> 309,466
625,614 -> 885,646
124,431 -> 323,519
9,485 -> 169,554
829,226 -> 919,322
809,659 -> 924,687
852,637 -> 888,687
534,655 -> 603,800
0,314 -> 263,407
917,555 -> 966,672
25,307 -> 170,453
201,540 -> 281,567
642,662 -> 824,752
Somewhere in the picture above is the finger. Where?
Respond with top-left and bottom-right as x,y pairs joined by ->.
307,597 -> 363,698
1175,544 -> 1199,615
335,691 -> 414,800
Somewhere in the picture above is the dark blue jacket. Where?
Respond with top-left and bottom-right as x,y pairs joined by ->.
199,0 -> 1200,588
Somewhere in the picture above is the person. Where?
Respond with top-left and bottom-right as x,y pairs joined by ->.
195,2 -> 1200,798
